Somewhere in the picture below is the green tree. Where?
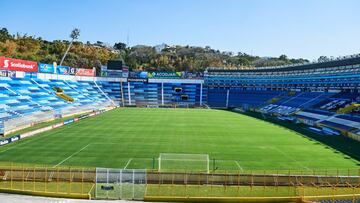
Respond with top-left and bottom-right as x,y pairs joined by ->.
0,28 -> 13,42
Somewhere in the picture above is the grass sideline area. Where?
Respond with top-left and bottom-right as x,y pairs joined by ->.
4,112 -> 90,138
0,108 -> 358,172
238,110 -> 360,162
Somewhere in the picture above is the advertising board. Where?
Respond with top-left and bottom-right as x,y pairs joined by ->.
0,57 -> 38,72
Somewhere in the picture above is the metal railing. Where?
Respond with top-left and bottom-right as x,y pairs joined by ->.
0,165 -> 358,202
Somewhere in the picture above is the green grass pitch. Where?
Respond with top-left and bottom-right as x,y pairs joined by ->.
0,108 -> 358,172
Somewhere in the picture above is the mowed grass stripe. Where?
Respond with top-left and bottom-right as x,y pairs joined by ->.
0,108 -> 358,171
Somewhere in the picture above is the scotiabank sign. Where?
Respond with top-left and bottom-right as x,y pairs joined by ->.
0,57 -> 38,72
76,68 -> 95,76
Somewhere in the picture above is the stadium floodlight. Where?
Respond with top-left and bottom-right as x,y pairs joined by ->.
158,153 -> 210,173
60,28 -> 80,66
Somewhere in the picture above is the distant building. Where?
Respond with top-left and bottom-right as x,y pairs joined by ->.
154,43 -> 170,53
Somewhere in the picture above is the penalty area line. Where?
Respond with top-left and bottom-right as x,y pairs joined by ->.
53,143 -> 91,168
235,161 -> 244,172
272,147 -> 311,171
123,158 -> 133,169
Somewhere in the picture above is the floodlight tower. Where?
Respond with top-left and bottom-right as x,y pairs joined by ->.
60,28 -> 80,66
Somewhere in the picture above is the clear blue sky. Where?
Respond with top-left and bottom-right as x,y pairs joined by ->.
1,0 -> 359,60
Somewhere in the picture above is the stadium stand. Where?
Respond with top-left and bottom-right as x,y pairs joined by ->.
1,54 -> 360,141
0,69 -> 204,134
205,54 -> 360,140
0,75 -> 116,134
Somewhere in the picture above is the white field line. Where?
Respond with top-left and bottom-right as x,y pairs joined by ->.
0,145 -> 18,154
0,126 -> 76,155
235,161 -> 244,172
272,147 -> 311,171
123,158 -> 133,169
53,143 -> 90,168
0,133 -> 54,154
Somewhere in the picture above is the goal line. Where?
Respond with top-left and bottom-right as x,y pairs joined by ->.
158,153 -> 210,173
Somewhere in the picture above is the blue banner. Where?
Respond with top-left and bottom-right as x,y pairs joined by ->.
106,70 -> 123,77
0,70 -> 16,77
38,63 -> 55,73
64,119 -> 74,125
129,71 -> 148,79
0,135 -> 20,146
56,66 -> 70,75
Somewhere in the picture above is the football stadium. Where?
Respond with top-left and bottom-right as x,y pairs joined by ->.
1,1 -> 360,202
0,54 -> 359,202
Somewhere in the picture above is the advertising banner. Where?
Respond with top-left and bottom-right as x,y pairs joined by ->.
129,71 -> 148,79
56,66 -> 70,75
129,71 -> 136,78
40,63 -> 72,75
0,139 -> 10,146
0,57 -> 38,72
38,63 -> 55,73
78,114 -> 89,120
185,72 -> 203,79
8,71 -> 16,77
76,68 -> 95,76
122,66 -> 129,78
0,135 -> 20,147
52,122 -> 64,129
64,119 -> 74,125
21,126 -> 52,139
69,67 -> 76,75
106,70 -> 122,77
100,66 -> 108,77
0,70 -> 7,77
147,71 -> 183,79
0,70 -> 16,77
128,78 -> 148,83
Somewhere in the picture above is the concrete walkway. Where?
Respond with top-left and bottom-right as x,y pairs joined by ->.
0,193 -> 143,203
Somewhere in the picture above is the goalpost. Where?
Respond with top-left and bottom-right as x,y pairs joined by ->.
158,153 -> 210,173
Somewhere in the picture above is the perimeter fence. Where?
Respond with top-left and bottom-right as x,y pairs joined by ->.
0,165 -> 358,202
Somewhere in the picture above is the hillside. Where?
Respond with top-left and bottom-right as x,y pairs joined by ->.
0,28 -> 309,72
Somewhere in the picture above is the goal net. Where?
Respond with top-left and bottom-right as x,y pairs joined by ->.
158,153 -> 209,173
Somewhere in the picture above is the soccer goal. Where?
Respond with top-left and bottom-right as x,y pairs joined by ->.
158,153 -> 210,173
